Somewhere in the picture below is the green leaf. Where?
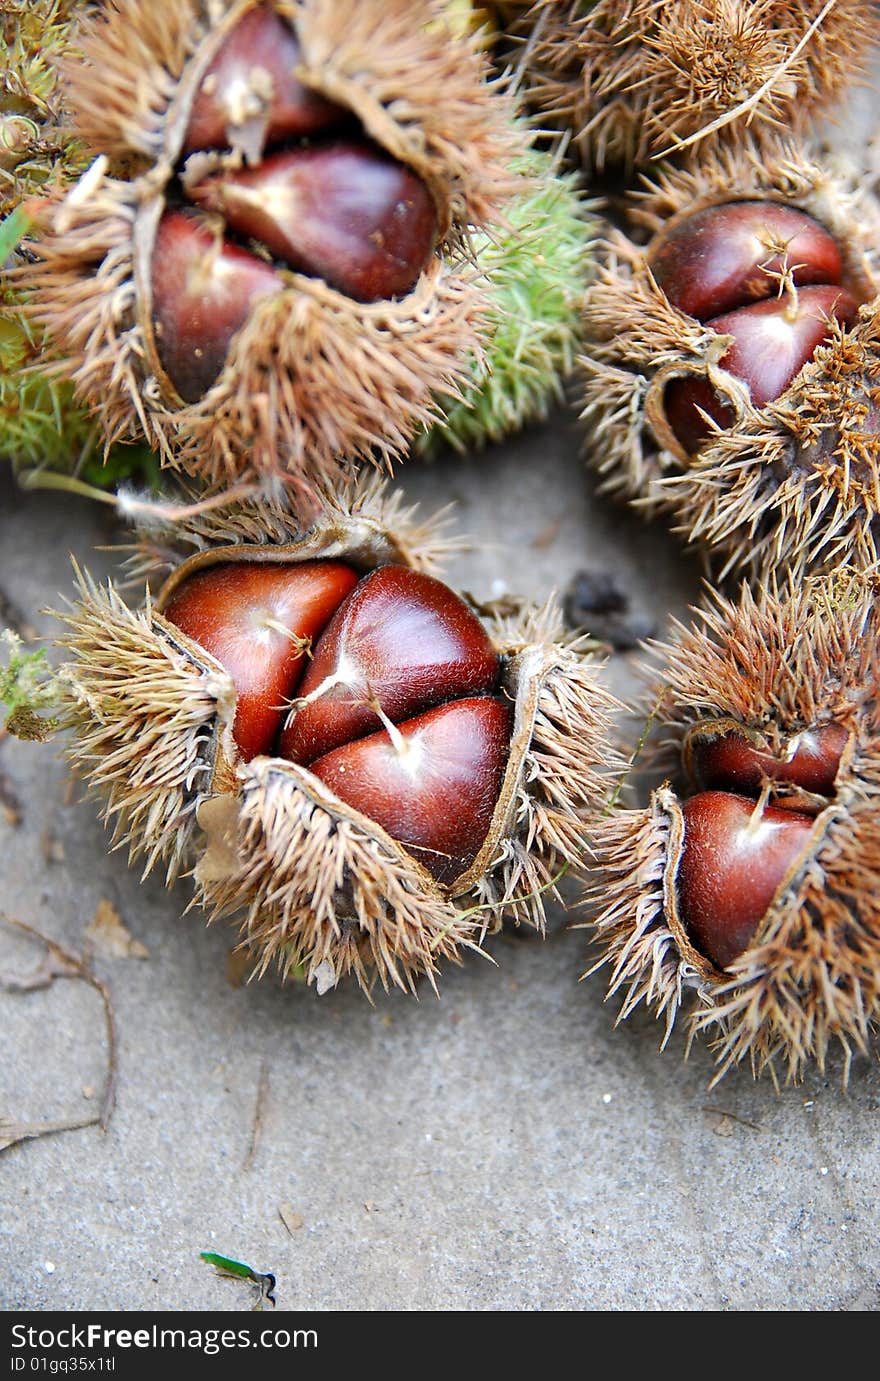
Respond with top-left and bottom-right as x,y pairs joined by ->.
0,204 -> 35,263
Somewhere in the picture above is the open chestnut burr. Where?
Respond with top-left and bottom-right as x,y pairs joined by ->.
20,0 -> 520,495
54,479 -> 618,994
585,574 -> 880,1085
579,138 -> 880,580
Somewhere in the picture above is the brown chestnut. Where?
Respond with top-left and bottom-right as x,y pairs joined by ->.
150,209 -> 284,403
163,559 -> 358,761
651,202 -> 843,322
662,374 -> 736,455
182,3 -> 346,159
281,565 -> 501,766
704,286 -> 857,408
664,285 -> 857,452
677,791 -> 815,969
308,696 -> 512,884
685,722 -> 849,801
190,141 -> 438,303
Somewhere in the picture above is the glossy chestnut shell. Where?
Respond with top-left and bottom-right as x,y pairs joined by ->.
164,558 -> 510,883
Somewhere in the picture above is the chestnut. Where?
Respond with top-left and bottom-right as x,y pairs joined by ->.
309,696 -> 512,884
162,559 -> 358,761
151,210 -> 284,404
651,202 -> 844,322
684,722 -> 849,800
665,286 -> 858,451
190,142 -> 438,304
676,792 -> 814,970
281,565 -> 500,765
662,375 -> 735,456
181,4 -> 346,158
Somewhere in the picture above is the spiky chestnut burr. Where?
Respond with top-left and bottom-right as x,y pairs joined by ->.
442,2 -> 534,46
52,476 -> 619,995
523,1 -> 878,173
579,139 -> 880,581
586,574 -> 880,1086
418,140 -> 594,455
18,0 -> 521,497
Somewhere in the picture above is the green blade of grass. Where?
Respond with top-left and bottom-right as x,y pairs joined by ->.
200,1252 -> 276,1306
0,205 -> 36,263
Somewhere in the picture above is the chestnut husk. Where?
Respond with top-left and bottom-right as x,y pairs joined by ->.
579,138 -> 880,580
585,573 -> 880,1085
18,0 -> 521,496
523,0 -> 878,172
55,477 -> 619,995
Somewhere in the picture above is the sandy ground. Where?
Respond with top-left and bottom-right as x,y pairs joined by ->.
1,409 -> 878,1312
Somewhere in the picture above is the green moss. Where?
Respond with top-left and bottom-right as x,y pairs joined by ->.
1,5 -> 159,489
0,632 -> 62,741
0,1 -> 88,218
2,5 -> 90,471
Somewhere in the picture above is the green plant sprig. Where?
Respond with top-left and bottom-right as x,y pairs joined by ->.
0,630 -> 64,741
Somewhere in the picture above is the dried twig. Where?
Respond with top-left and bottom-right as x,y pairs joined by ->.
0,912 -> 118,1146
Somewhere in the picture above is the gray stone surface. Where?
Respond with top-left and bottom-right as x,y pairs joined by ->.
1,416 -> 878,1314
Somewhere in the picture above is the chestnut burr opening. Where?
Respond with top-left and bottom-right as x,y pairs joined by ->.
673,716 -> 846,968
150,3 -> 439,401
163,559 -> 510,884
650,201 -> 863,453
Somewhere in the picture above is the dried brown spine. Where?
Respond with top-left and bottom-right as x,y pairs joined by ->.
525,0 -> 878,172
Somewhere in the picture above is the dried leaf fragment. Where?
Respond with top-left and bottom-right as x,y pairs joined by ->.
278,1204 -> 304,1235
85,898 -> 149,960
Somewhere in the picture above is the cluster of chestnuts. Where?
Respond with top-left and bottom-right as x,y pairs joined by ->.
589,575 -> 880,1084
4,0 -> 880,1087
579,140 -> 880,580
57,480 -> 616,992
20,0 -> 522,492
